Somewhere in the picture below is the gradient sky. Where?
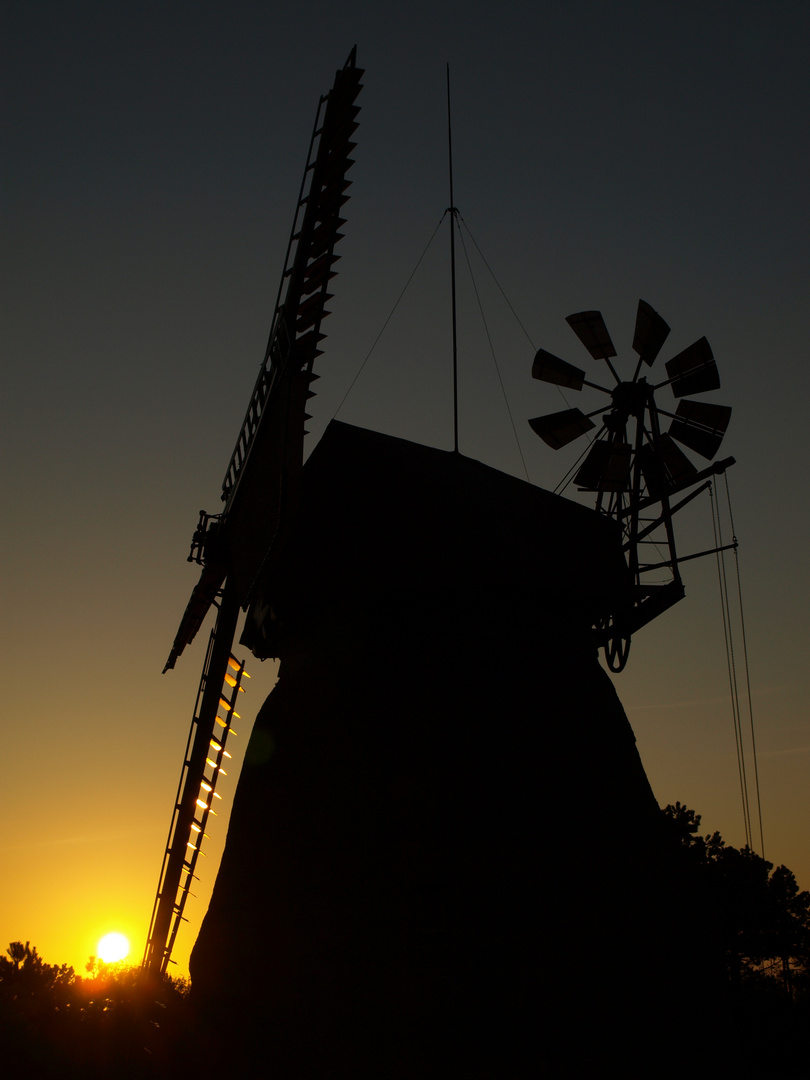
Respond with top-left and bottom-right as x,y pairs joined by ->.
3,1 -> 809,977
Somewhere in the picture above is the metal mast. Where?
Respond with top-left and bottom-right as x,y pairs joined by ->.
447,64 -> 459,454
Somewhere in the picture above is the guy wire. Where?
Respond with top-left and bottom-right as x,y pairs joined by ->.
711,483 -> 753,849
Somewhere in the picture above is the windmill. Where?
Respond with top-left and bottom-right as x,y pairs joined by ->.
144,55 -> 740,1075
529,300 -> 735,671
143,48 -> 363,975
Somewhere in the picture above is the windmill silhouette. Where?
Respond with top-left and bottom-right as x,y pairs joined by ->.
146,51 -> 741,1076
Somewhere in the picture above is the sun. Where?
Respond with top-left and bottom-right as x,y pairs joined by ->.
97,932 -> 130,964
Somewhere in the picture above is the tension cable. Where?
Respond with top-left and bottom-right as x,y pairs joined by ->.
711,480 -> 763,854
333,214 -> 446,418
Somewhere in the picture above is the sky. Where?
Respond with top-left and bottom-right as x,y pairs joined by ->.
3,0 -> 809,977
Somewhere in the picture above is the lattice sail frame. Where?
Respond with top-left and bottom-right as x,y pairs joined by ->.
163,49 -> 363,674
145,51 -> 362,975
144,596 -> 248,974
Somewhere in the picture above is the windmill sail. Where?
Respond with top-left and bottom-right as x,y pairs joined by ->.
145,49 -> 362,977
163,49 -> 363,674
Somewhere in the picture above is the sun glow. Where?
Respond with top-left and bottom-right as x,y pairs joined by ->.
97,932 -> 130,964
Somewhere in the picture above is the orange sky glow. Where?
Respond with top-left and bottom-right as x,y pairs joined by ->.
3,2 -> 809,979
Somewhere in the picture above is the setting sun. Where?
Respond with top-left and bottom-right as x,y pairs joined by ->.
97,932 -> 130,964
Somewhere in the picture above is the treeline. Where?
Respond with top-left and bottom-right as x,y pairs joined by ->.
2,805 -> 808,1076
662,802 -> 810,997
0,943 -> 192,1077
661,803 -> 808,1076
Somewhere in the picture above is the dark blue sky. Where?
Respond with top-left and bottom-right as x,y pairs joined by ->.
3,0 -> 809,972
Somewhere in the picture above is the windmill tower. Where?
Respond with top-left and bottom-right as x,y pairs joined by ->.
149,52 -> 739,1076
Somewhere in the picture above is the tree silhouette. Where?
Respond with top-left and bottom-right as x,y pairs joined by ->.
6,940 -> 28,966
1,943 -> 190,1078
1,940 -> 75,1004
662,803 -> 810,996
